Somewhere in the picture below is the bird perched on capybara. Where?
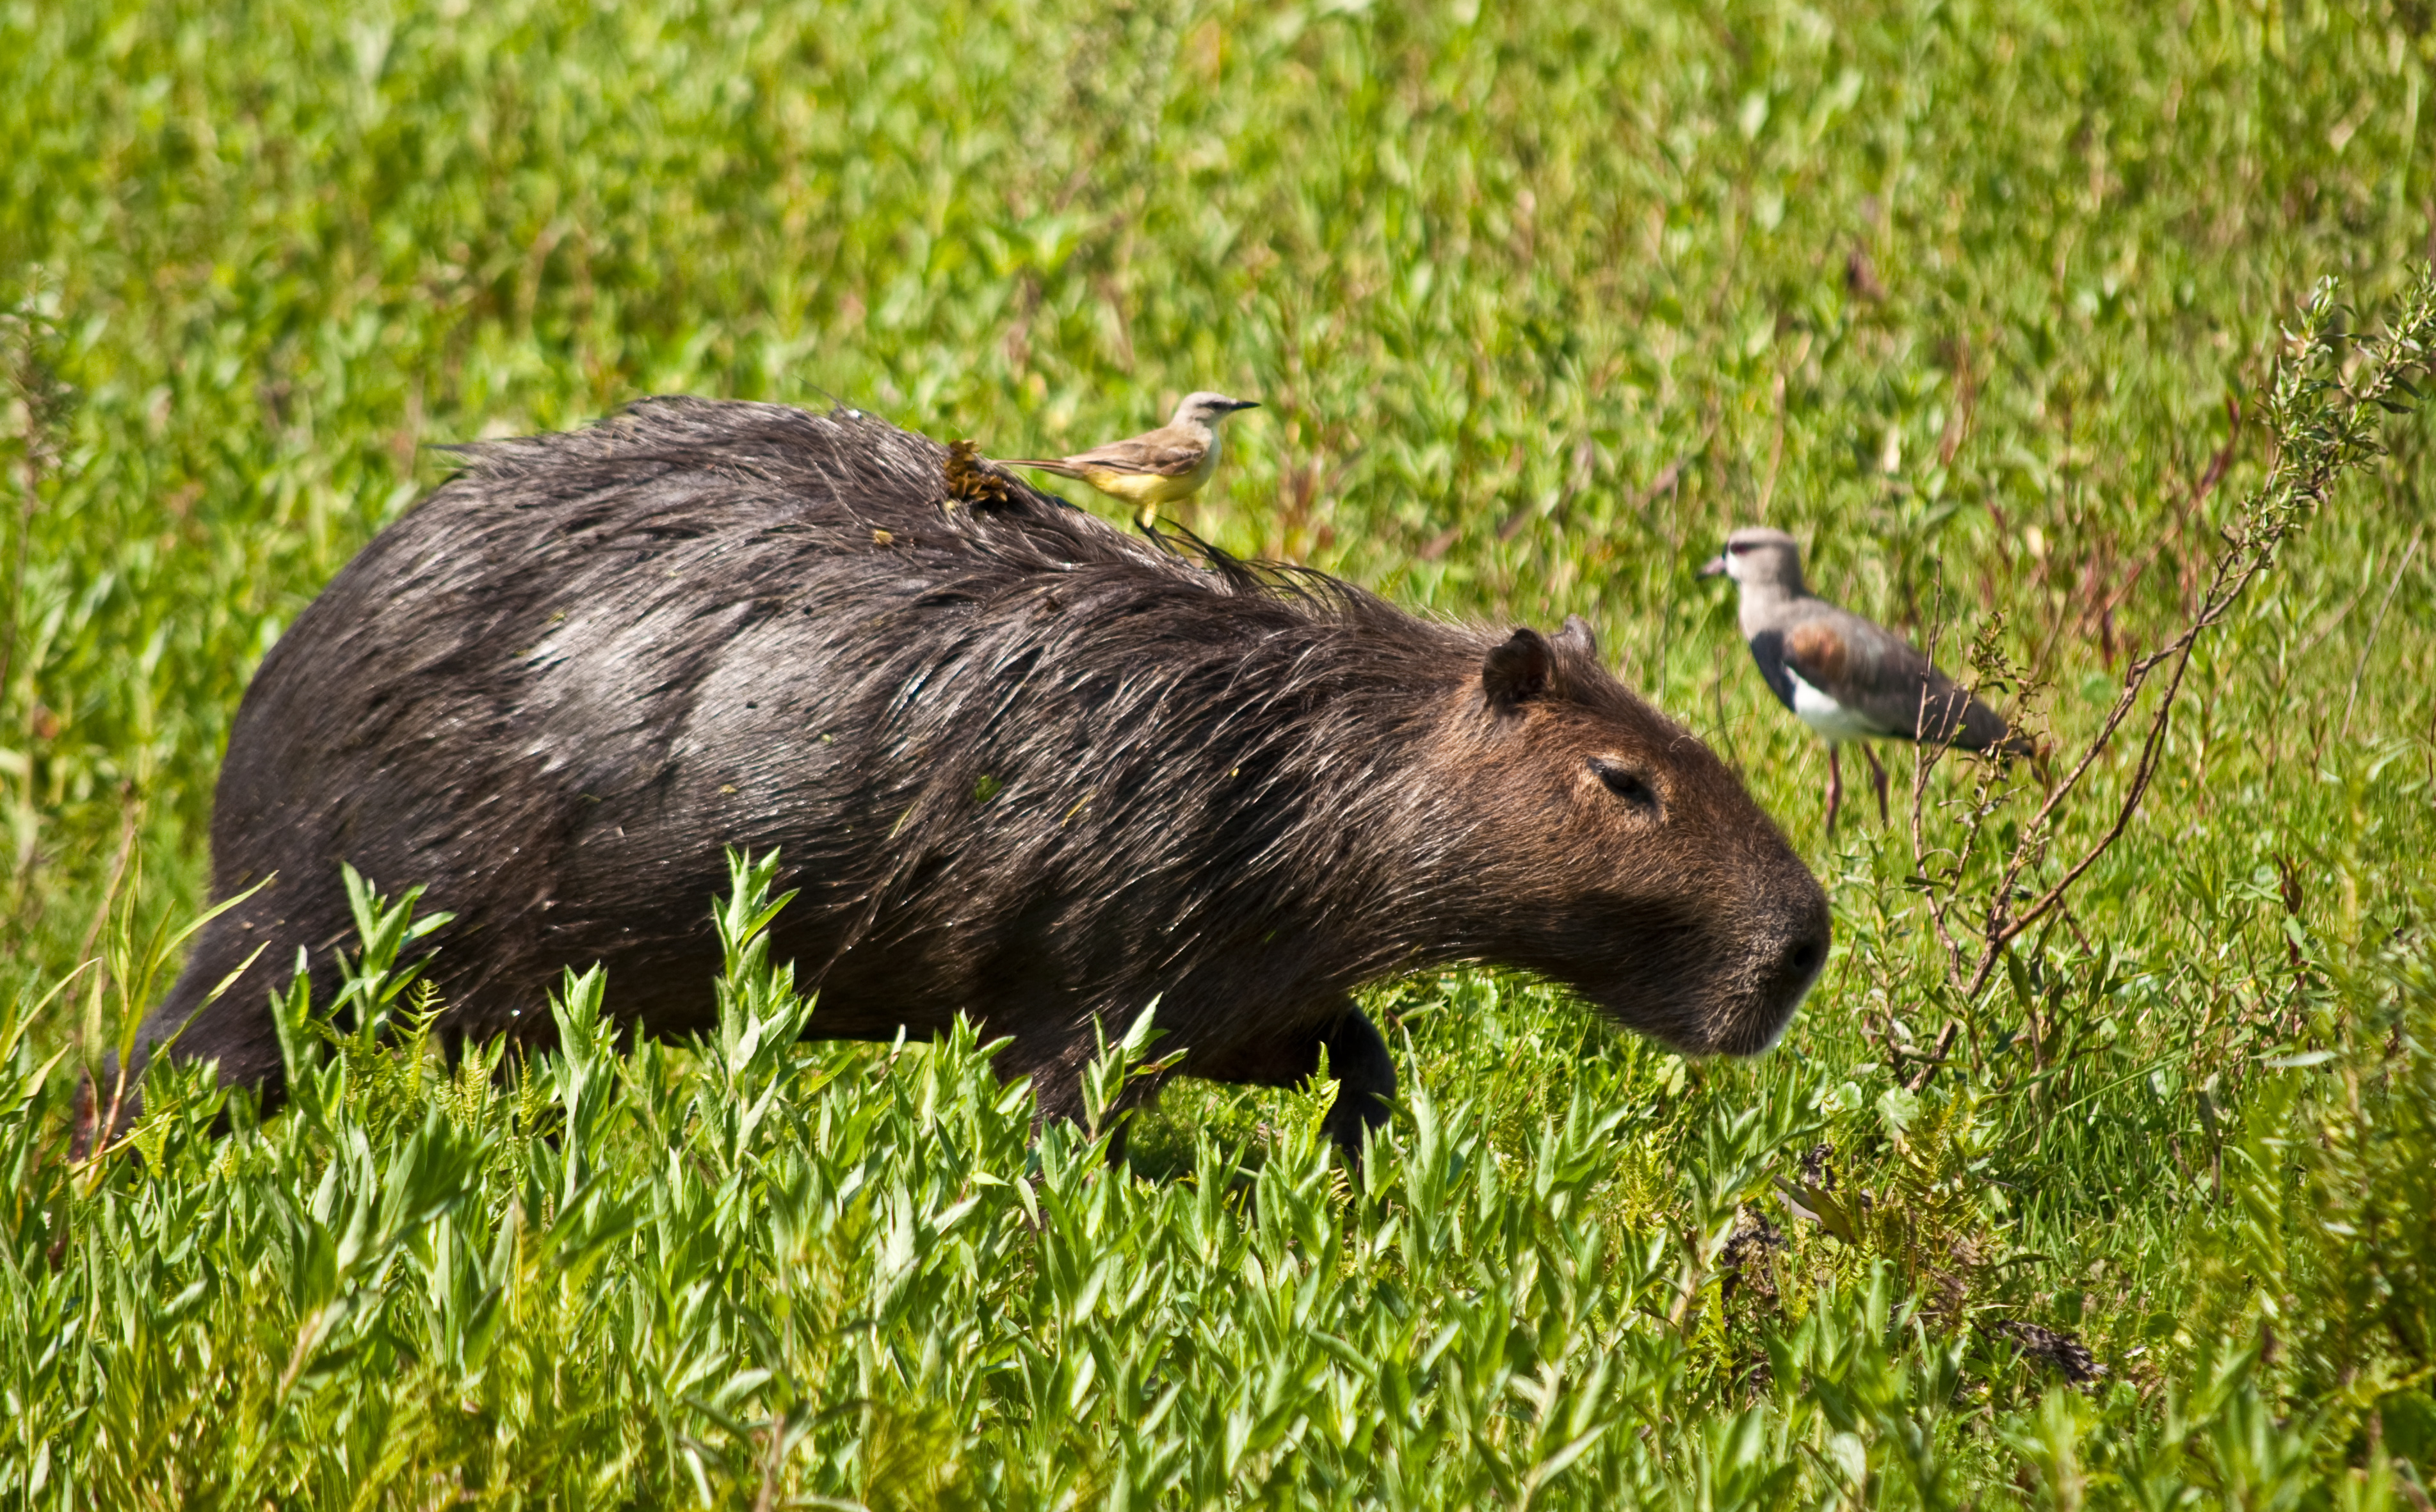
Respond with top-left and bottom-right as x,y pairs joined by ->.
136,398 -> 1828,1159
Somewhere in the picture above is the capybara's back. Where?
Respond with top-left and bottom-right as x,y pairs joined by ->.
145,398 -> 1828,1152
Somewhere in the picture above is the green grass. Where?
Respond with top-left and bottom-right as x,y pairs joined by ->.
5,0 -> 2436,1504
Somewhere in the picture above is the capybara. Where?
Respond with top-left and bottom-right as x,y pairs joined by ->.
135,398 -> 1828,1155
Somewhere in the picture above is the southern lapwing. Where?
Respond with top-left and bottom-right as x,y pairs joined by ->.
1701,526 -> 2029,833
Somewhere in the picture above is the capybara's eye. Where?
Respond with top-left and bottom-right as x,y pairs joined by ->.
1588,757 -> 1661,815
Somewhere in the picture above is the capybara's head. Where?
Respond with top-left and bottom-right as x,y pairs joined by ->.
1415,617 -> 1828,1055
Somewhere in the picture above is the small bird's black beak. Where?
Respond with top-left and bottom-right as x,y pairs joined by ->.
1230,399 -> 1262,412
1698,554 -> 1728,578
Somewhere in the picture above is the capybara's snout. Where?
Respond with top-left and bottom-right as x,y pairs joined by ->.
1711,869 -> 1832,1056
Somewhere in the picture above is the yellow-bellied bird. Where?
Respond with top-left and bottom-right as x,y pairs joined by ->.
1004,392 -> 1260,528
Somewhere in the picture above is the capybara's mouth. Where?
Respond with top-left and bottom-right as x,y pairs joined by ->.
1584,899 -> 1828,1057
1709,928 -> 1829,1057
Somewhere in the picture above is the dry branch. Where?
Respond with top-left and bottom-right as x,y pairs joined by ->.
1913,269 -> 2436,1001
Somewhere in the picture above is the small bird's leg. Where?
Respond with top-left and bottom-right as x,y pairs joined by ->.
1862,744 -> 1890,825
1824,743 -> 1844,837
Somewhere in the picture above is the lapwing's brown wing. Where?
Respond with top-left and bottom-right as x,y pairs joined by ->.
1779,608 -> 2016,751
1008,424 -> 1206,478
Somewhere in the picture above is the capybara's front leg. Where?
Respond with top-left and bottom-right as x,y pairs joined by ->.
1312,1006 -> 1396,1166
1193,997 -> 1397,1167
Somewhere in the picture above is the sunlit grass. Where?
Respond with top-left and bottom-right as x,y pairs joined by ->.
4,0 -> 2435,1503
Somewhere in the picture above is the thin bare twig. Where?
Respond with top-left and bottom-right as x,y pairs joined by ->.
1906,1022 -> 1962,1093
1907,577 -> 1974,983
2088,396 -> 2243,658
2341,528 -> 2423,739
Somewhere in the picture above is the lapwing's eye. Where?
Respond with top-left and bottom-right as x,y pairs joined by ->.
1727,542 -> 1752,555
1588,757 -> 1661,814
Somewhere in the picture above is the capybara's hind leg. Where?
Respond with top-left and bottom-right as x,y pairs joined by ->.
120,941 -> 298,1123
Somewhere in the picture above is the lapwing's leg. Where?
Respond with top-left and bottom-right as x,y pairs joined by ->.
1862,744 -> 1890,824
1824,743 -> 1844,836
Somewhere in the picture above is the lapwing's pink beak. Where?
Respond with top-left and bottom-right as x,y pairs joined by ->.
1698,554 -> 1729,579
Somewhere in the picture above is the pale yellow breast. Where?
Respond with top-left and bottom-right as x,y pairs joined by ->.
1079,444 -> 1218,506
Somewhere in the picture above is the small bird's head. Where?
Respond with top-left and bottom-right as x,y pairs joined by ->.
1699,526 -> 1805,593
1172,391 -> 1261,429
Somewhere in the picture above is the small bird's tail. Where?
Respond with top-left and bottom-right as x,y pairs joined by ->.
1003,457 -> 1086,479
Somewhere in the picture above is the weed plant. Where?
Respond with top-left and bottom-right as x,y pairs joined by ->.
5,0 -> 2436,1504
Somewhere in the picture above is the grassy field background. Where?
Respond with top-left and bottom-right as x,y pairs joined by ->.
5,0 -> 2436,1504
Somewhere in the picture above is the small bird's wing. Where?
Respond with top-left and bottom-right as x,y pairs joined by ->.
1049,423 -> 1208,478
1780,607 -> 2018,752
1000,456 -> 1090,479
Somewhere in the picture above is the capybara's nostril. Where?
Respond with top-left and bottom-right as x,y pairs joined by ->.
1762,889 -> 1832,1025
1784,931 -> 1827,985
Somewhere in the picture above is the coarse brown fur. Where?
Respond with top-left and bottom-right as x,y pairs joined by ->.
134,398 -> 1828,1156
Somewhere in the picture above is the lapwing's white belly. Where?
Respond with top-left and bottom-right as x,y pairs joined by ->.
1787,668 -> 1886,743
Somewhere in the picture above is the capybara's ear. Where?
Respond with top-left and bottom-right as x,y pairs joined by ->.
1482,627 -> 1553,712
1555,615 -> 1597,658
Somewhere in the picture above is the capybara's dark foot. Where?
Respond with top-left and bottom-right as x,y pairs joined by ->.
1316,1009 -> 1397,1171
